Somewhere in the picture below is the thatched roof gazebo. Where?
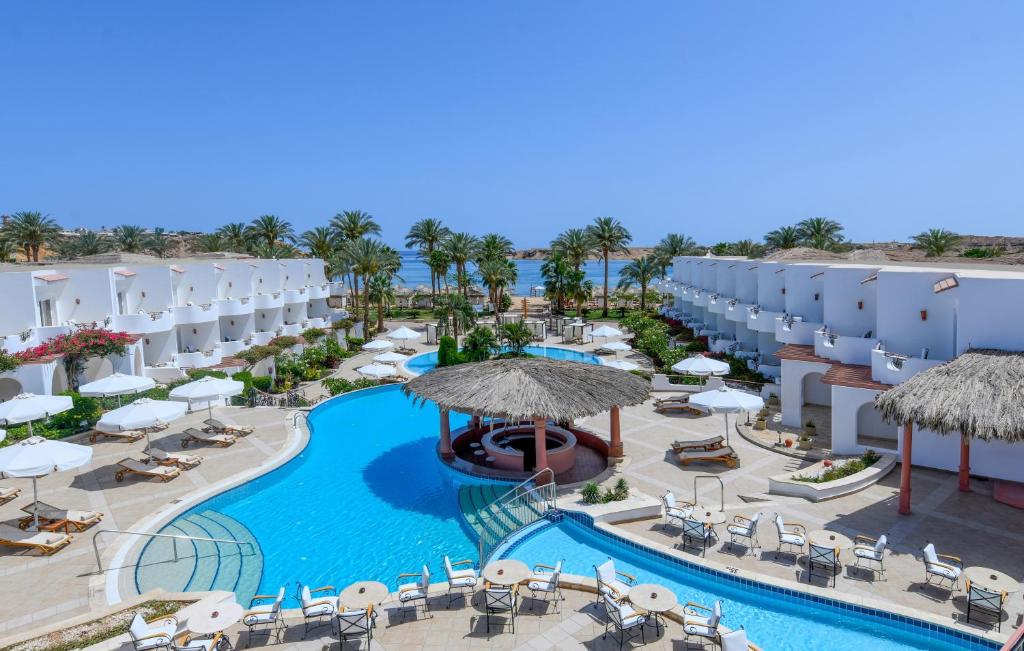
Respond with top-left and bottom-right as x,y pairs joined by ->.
404,357 -> 650,468
874,348 -> 1024,514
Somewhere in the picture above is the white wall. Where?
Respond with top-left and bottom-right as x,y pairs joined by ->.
256,308 -> 284,332
253,261 -> 284,293
282,260 -> 307,290
954,276 -> 1024,353
756,263 -> 785,311
132,266 -> 175,312
59,269 -> 117,324
179,264 -> 219,305
783,264 -> 826,322
802,371 -> 831,406
177,322 -> 218,352
141,330 -> 177,366
876,269 -> 957,359
735,264 -> 758,304
284,301 -> 308,324
0,273 -> 39,334
219,262 -> 255,299
823,266 -> 879,338
220,314 -> 254,341
716,262 -> 737,296
780,358 -> 831,427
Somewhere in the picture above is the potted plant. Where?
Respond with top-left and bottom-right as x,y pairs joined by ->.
798,435 -> 812,450
754,415 -> 767,430
804,419 -> 817,437
784,438 -> 794,448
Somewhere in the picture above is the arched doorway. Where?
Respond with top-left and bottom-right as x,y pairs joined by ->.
0,377 -> 23,401
856,402 -> 898,450
800,371 -> 832,442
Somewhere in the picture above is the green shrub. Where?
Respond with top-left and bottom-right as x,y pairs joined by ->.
581,482 -> 602,504
793,450 -> 882,483
437,336 -> 461,367
333,317 -> 355,331
186,369 -> 228,380
345,336 -> 365,350
302,327 -> 327,342
268,335 -> 300,349
322,377 -> 379,396
961,247 -> 1003,259
251,375 -> 273,392
237,345 -> 280,367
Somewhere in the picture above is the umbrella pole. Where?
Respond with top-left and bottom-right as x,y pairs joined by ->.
27,420 -> 34,437
32,476 -> 40,531
724,413 -> 730,447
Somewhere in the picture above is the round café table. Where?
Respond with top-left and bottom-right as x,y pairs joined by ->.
691,506 -> 727,526
483,559 -> 531,585
628,583 -> 678,636
808,530 -> 853,550
964,567 -> 1020,594
187,601 -> 243,643
340,581 -> 390,609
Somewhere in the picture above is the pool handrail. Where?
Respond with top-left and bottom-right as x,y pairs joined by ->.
91,528 -> 255,574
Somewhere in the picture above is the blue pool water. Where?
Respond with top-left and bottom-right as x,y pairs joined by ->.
405,345 -> 603,375
505,518 -> 988,651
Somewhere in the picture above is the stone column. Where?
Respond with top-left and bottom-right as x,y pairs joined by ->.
609,406 -> 623,458
898,422 -> 913,515
534,418 -> 548,472
439,409 -> 453,459
959,434 -> 971,492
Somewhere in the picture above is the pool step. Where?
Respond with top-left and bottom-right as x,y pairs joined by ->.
135,510 -> 263,605
458,484 -> 537,545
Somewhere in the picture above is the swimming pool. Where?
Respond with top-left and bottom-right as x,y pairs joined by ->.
404,345 -> 603,375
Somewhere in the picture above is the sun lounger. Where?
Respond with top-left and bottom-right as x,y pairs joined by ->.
671,435 -> 725,452
0,486 -> 21,504
89,429 -> 146,444
655,400 -> 706,415
678,445 -> 738,468
181,428 -> 236,448
115,458 -> 181,482
17,501 -> 103,532
202,418 -> 254,435
0,523 -> 72,555
147,447 -> 203,469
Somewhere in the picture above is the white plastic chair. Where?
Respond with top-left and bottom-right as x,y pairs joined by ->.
594,559 -> 635,608
527,560 -> 564,614
297,583 -> 338,638
397,565 -> 432,619
128,613 -> 178,651
241,587 -> 286,647
852,533 -> 887,578
922,543 -> 962,590
442,555 -> 479,607
336,606 -> 376,644
602,594 -> 646,649
726,512 -> 761,555
774,514 -> 806,557
683,599 -> 722,646
484,584 -> 518,633
662,491 -> 694,530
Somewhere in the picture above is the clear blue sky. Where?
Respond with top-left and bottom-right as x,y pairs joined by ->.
2,2 -> 1022,248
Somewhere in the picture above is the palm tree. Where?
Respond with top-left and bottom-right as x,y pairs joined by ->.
216,222 -> 251,252
796,218 -> 845,250
433,292 -> 476,338
586,217 -> 632,317
330,210 -> 381,308
366,272 -> 396,331
652,233 -> 697,274
764,225 -> 801,250
405,218 -> 450,301
618,256 -> 657,311
912,229 -> 960,257
147,228 -> 174,258
441,232 -> 479,298
111,225 -> 147,253
428,249 -> 452,294
565,269 -> 593,317
500,321 -> 532,357
0,238 -> 16,263
299,226 -> 338,277
250,241 -> 299,259
550,228 -> 596,270
344,237 -> 386,333
540,255 -> 574,313
475,233 -> 514,263
193,233 -> 226,253
75,231 -> 109,257
478,257 -> 517,314
730,239 -> 765,258
462,326 -> 498,362
247,215 -> 294,249
3,211 -> 61,261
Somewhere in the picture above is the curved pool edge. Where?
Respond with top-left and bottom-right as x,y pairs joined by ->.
497,510 -> 1003,650
401,342 -> 607,377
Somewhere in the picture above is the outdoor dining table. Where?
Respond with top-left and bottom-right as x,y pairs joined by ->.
807,530 -> 854,550
340,580 -> 390,608
187,600 -> 243,647
483,559 -> 531,586
964,566 -> 1020,594
628,582 -> 678,636
691,506 -> 727,526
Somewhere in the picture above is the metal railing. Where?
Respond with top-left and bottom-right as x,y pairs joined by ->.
91,529 -> 254,574
693,475 -> 725,512
477,468 -> 557,566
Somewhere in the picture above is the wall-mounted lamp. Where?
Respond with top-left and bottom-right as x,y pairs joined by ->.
781,288 -> 786,295
75,298 -> 80,305
144,338 -> 150,345
857,301 -> 864,310
813,293 -> 819,301
141,291 -> 146,298
192,328 -> 197,335
920,310 -> 928,321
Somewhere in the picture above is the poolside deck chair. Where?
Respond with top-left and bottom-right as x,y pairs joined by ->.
128,612 -> 180,651
297,583 -> 337,639
683,599 -> 722,646
180,428 -> 236,448
655,400 -> 705,415
0,523 -> 72,555
594,559 -> 635,608
527,560 -> 564,614
17,501 -> 103,532
484,582 -> 519,634
443,555 -> 479,607
203,417 -> 254,435
678,445 -> 738,468
115,458 -> 181,483
0,486 -> 21,504
397,565 -> 432,620
602,593 -> 646,649
726,512 -> 762,555
774,514 -> 806,557
670,435 -> 724,453
661,491 -> 694,529
852,534 -> 887,578
966,580 -> 1006,631
89,429 -> 146,444
242,587 -> 286,647
147,448 -> 203,470
922,543 -> 962,590
336,606 -> 375,645
808,543 -> 841,587
681,517 -> 713,557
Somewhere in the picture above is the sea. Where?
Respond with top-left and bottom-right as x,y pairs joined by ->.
394,250 -> 636,296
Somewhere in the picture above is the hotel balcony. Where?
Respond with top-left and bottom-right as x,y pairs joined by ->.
215,296 -> 254,316
870,347 -> 945,385
219,338 -> 251,356
280,322 -> 303,337
112,310 -> 175,334
746,307 -> 783,334
749,358 -> 781,380
814,329 -> 879,366
251,330 -> 277,346
174,345 -> 223,369
253,291 -> 284,310
307,283 -> 329,300
306,316 -> 329,329
690,292 -> 708,307
706,294 -> 729,315
173,303 -> 219,324
724,300 -> 754,323
283,287 -> 308,303
709,336 -> 737,354
775,315 -> 822,345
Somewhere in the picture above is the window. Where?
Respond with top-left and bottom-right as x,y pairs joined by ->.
38,299 -> 54,327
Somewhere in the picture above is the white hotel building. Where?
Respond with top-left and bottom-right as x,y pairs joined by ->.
0,256 -> 348,399
665,255 -> 1024,485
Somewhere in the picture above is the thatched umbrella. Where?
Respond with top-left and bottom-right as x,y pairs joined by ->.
874,348 -> 1024,513
404,357 -> 649,467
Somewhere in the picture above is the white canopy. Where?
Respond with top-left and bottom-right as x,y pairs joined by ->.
0,435 -> 93,530
604,360 -> 639,372
362,339 -> 395,351
0,430 -> 5,444
688,386 -> 765,446
356,363 -> 397,379
373,351 -> 410,364
0,393 -> 74,426
170,376 -> 245,403
79,373 -> 156,398
599,341 -> 632,352
671,355 -> 730,377
96,397 -> 188,433
387,326 -> 422,341
591,325 -> 623,339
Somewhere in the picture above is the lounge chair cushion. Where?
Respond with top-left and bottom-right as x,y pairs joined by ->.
727,522 -> 753,537
398,585 -> 426,601
681,446 -> 736,460
242,604 -> 278,624
853,546 -> 883,562
0,524 -> 69,547
779,532 -> 806,547
120,459 -> 178,476
528,577 -> 556,592
449,575 -> 477,589
684,623 -> 717,638
302,599 -> 337,617
927,563 -> 961,581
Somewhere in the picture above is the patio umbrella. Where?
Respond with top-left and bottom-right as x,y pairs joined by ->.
96,397 -> 188,451
362,339 -> 394,352
600,341 -> 632,352
79,373 -> 156,406
0,430 -> 5,443
387,326 -> 422,342
169,376 -> 245,419
356,363 -> 397,379
604,360 -> 639,372
0,435 -> 92,530
373,351 -> 409,365
671,355 -> 730,385
689,386 -> 765,446
590,325 -> 623,341
0,393 -> 74,437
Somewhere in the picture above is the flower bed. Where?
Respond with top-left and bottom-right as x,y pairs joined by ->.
793,450 -> 881,483
768,452 -> 896,502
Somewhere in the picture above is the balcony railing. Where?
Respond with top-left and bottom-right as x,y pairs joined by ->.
814,328 -> 878,365
870,345 -> 945,384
